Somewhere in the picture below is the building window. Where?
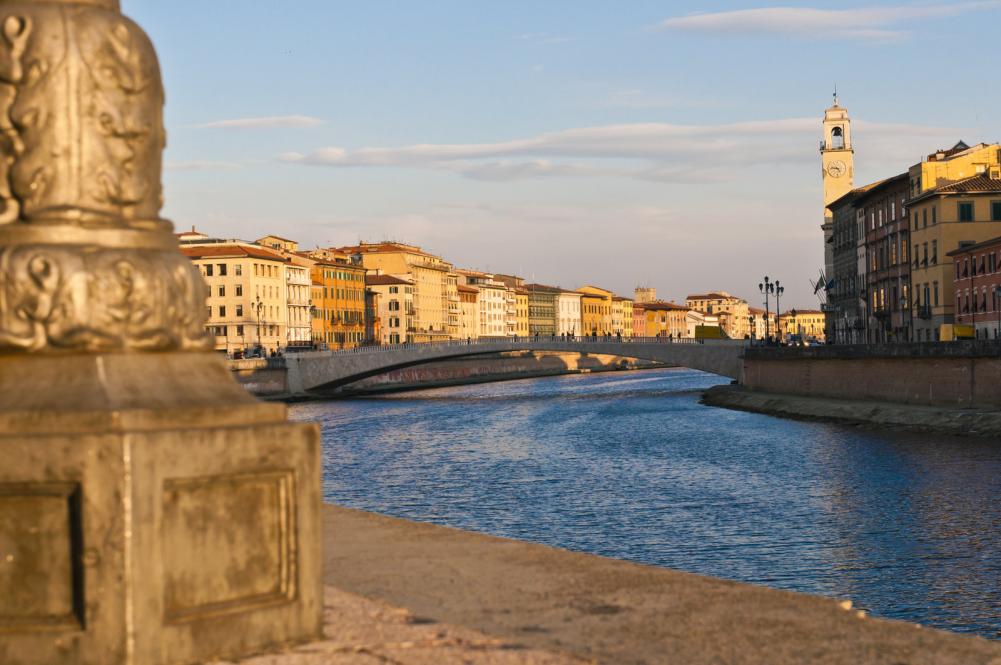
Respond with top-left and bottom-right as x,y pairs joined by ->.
218,286 -> 225,297
933,282 -> 939,307
204,264 -> 213,277
931,240 -> 937,265
992,201 -> 1001,222
931,207 -> 937,224
236,285 -> 243,296
219,306 -> 226,317
235,264 -> 242,276
236,325 -> 244,336
236,305 -> 243,317
959,202 -> 974,222
218,263 -> 227,276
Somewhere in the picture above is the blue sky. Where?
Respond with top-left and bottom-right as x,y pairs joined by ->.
128,1 -> 1001,307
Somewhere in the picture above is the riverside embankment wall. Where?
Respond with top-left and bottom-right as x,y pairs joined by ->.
233,351 -> 664,398
742,342 -> 1001,408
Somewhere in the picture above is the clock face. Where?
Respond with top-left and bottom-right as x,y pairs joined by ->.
827,160 -> 846,178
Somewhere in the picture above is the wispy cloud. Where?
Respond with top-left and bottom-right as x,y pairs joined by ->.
192,115 -> 324,130
659,2 -> 1001,41
277,118 -> 961,183
166,160 -> 244,172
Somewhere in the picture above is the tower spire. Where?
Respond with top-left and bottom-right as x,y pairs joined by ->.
833,84 -> 838,107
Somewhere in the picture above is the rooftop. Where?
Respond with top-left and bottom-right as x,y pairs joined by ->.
925,140 -> 973,162
946,234 -> 1001,257
257,234 -> 298,244
366,275 -> 413,286
911,173 -> 1001,204
635,301 -> 689,312
339,241 -> 443,261
686,292 -> 735,301
180,243 -> 288,262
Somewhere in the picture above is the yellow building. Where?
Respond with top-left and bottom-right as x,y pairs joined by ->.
339,242 -> 452,341
515,289 -> 529,336
779,310 -> 826,342
685,291 -> 750,339
612,296 -> 634,337
578,285 -> 613,335
634,301 -> 691,338
909,170 -> 1001,341
181,243 -> 289,355
446,272 -> 461,339
256,234 -> 300,254
909,142 -> 1001,198
307,249 -> 367,348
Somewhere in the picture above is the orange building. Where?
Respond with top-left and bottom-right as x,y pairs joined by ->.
306,249 -> 367,348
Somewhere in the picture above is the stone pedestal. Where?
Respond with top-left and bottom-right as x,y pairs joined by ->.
0,1 -> 324,660
0,354 -> 323,664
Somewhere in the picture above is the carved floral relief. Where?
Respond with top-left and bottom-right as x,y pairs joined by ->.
0,244 -> 211,352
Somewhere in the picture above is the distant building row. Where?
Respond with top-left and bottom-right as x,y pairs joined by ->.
179,230 -> 818,354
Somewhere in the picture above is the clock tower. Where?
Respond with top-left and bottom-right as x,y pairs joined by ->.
820,94 -> 854,312
821,93 -> 854,222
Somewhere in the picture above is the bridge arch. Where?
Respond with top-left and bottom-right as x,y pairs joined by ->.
283,338 -> 746,397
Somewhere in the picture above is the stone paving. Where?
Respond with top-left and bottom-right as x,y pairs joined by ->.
213,587 -> 588,665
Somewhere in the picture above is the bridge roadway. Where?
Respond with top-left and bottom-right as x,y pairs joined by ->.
283,336 -> 747,396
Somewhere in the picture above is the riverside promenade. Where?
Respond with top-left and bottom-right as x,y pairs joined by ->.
219,505 -> 1001,665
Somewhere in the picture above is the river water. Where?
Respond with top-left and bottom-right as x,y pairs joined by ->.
288,368 -> 1001,639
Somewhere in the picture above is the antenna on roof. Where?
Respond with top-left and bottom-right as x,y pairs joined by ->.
833,84 -> 838,106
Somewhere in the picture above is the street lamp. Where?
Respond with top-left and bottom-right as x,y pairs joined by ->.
774,281 -> 784,335
254,295 -> 264,353
759,276 -> 773,342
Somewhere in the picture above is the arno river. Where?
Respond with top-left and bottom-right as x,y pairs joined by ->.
289,368 -> 1001,639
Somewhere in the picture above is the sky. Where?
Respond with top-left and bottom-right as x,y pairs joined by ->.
127,0 -> 1001,308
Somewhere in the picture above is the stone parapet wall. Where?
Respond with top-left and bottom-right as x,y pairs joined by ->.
742,346 -> 1001,408
744,340 -> 1001,360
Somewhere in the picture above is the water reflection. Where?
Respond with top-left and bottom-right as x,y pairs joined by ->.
289,368 -> 1001,638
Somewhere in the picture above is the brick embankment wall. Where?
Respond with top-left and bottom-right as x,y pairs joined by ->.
741,342 -> 1001,408
704,385 -> 1001,437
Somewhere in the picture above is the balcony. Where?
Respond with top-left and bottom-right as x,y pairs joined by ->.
917,305 -> 932,319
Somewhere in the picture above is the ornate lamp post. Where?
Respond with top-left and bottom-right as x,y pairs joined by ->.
759,277 -> 783,343
255,295 -> 265,352
774,281 -> 785,340
759,277 -> 773,341
0,2 -> 321,662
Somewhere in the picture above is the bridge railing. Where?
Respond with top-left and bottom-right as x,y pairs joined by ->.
297,336 -> 745,358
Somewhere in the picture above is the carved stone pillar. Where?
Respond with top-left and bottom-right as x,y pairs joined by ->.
0,1 -> 323,663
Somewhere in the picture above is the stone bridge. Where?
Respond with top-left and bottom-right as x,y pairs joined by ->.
282,337 -> 747,397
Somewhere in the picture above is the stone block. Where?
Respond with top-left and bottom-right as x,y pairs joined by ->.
0,354 -> 322,665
